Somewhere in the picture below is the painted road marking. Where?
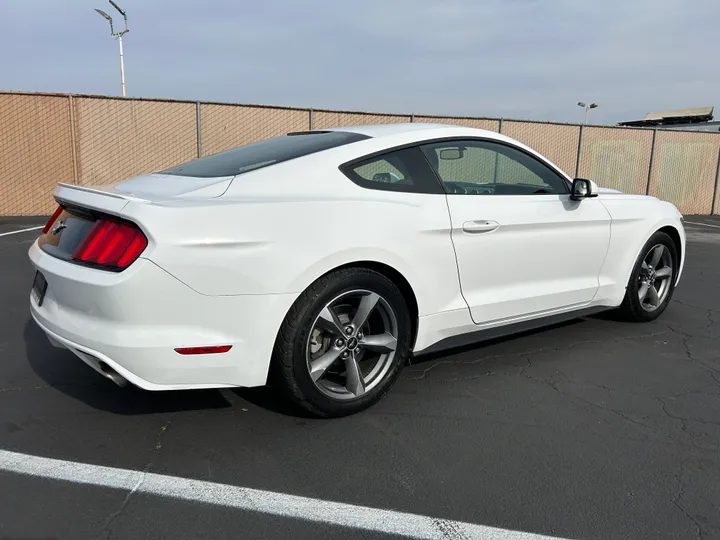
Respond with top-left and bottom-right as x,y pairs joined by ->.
0,225 -> 43,237
0,449 -> 568,540
684,221 -> 720,229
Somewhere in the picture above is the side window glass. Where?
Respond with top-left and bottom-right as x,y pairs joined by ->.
341,147 -> 443,194
353,158 -> 409,186
420,140 -> 568,195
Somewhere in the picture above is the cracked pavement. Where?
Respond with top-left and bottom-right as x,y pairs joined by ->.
1,219 -> 720,539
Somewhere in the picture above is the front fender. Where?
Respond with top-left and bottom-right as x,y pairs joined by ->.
598,197 -> 685,304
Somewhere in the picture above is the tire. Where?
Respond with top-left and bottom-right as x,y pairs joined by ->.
617,231 -> 678,322
270,268 -> 412,418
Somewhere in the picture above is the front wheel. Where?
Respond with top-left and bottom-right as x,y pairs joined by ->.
270,268 -> 412,417
617,231 -> 678,322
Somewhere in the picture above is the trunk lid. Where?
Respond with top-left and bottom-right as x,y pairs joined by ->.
38,172 -> 230,268
110,173 -> 234,201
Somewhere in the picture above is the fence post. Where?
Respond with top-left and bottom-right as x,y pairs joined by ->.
498,118 -> 503,134
309,108 -> 313,130
195,101 -> 202,158
712,145 -> 720,215
645,128 -> 658,195
68,95 -> 79,185
574,124 -> 584,178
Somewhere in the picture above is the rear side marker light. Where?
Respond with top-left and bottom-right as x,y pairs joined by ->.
175,345 -> 233,355
72,218 -> 148,269
42,205 -> 64,234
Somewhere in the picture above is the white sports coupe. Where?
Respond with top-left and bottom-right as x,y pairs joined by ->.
29,123 -> 685,417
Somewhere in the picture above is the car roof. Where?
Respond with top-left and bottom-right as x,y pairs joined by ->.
320,122 -> 498,140
305,122 -> 572,183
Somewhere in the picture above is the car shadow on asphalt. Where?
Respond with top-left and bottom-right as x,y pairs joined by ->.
23,320 -> 234,416
21,314 -> 616,418
230,387 -> 320,418
408,317 -> 586,365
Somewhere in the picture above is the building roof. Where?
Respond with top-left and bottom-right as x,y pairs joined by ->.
643,106 -> 714,121
619,106 -> 714,127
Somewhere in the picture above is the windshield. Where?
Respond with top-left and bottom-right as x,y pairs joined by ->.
160,131 -> 370,178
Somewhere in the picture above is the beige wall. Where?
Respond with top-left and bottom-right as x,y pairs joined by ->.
502,121 -> 581,176
1,91 -> 719,216
200,104 -> 309,156
73,96 -> 198,186
312,111 -> 411,129
649,131 -> 720,215
0,94 -> 75,216
577,127 -> 655,195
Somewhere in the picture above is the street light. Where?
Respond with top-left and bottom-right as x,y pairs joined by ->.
577,102 -> 598,125
95,1 -> 129,97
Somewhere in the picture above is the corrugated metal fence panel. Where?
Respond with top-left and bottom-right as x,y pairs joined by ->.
501,121 -> 581,177
649,130 -> 720,215
200,104 -> 309,157
413,117 -> 501,132
312,111 -> 411,129
578,127 -> 654,194
73,97 -> 197,186
0,94 -> 74,216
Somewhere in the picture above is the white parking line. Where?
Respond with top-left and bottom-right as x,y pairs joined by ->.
0,225 -> 43,237
0,449 -> 567,540
684,221 -> 720,229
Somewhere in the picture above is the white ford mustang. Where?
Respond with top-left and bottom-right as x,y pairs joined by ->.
29,123 -> 685,417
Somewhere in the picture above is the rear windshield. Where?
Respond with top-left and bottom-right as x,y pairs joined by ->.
160,131 -> 370,178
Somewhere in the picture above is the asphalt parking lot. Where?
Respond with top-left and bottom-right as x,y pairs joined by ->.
1,217 -> 719,540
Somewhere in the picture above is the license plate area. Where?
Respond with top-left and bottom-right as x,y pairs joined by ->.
32,270 -> 48,306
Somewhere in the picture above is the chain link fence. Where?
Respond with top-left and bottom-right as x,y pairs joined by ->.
2,90 -> 720,216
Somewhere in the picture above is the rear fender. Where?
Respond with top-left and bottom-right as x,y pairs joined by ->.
286,247 -> 424,311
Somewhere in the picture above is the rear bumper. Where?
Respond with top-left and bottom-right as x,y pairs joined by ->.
28,240 -> 297,390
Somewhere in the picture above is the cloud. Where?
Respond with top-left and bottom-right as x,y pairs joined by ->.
1,0 -> 719,124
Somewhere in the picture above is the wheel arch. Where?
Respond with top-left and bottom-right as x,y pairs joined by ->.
329,261 -> 419,348
290,260 -> 420,352
658,225 -> 683,273
618,223 -> 685,296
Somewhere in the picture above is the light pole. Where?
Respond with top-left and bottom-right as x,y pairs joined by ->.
577,102 -> 598,124
95,1 -> 129,97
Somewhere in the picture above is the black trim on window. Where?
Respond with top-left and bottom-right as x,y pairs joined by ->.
339,136 -> 572,195
339,146 -> 445,195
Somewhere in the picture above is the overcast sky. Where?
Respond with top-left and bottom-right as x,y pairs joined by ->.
2,0 -> 718,124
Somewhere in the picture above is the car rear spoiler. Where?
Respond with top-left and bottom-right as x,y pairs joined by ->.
53,183 -> 148,216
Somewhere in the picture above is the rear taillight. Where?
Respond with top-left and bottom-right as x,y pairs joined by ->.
42,205 -> 64,234
72,218 -> 148,269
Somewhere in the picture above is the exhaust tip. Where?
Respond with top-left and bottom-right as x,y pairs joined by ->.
98,362 -> 128,387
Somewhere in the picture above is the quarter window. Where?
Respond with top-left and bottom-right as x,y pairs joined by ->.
420,140 -> 568,195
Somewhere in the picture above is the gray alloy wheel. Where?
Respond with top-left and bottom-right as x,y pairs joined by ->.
637,243 -> 674,312
616,231 -> 678,323
271,267 -> 412,417
306,289 -> 399,400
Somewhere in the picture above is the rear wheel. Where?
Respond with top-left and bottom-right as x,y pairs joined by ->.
617,232 -> 678,322
271,268 -> 411,417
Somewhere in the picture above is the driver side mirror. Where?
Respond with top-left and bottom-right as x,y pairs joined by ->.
570,178 -> 599,201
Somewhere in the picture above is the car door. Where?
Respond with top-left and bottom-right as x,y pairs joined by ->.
419,138 -> 611,326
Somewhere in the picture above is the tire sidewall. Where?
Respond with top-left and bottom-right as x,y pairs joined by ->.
288,271 -> 411,416
624,232 -> 678,321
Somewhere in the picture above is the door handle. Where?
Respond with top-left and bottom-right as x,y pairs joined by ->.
462,220 -> 499,233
